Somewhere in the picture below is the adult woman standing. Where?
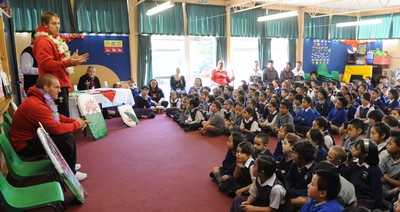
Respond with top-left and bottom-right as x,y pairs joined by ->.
149,79 -> 169,108
170,67 -> 186,94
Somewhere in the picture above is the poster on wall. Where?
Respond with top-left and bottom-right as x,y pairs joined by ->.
104,40 -> 123,54
311,39 -> 332,65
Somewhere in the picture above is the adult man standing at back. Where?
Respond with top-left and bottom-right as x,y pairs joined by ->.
34,11 -> 89,117
20,31 -> 38,93
262,60 -> 279,85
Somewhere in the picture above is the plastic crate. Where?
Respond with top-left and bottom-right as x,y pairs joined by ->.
373,56 -> 390,65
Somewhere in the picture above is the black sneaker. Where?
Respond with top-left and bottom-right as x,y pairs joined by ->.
209,172 -> 214,179
218,183 -> 228,192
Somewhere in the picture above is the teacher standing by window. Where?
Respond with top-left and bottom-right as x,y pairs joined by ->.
210,60 -> 235,86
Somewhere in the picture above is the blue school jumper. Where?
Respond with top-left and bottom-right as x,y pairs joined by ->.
273,140 -> 284,162
373,98 -> 385,111
350,161 -> 383,209
316,99 -> 334,117
337,163 -> 350,181
358,104 -> 371,119
286,162 -> 316,197
326,108 -> 347,127
301,199 -> 343,212
385,99 -> 400,115
221,150 -> 236,175
294,107 -> 315,127
316,146 -> 328,163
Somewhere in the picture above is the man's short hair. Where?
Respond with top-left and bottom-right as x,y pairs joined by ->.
36,74 -> 57,89
40,11 -> 59,25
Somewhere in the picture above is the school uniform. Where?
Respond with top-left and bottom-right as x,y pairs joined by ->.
207,110 -> 225,135
254,148 -> 273,159
286,161 -> 316,198
271,112 -> 294,130
379,154 -> 400,199
342,135 -> 363,151
377,141 -> 389,163
372,98 -> 385,111
273,140 -> 284,162
350,160 -> 383,209
326,108 -> 347,128
258,100 -> 268,119
220,150 -> 236,176
279,158 -> 293,177
316,99 -> 334,117
347,103 -> 358,121
183,108 -> 205,131
385,99 -> 400,115
323,131 -> 334,148
337,163 -> 350,181
355,103 -> 374,123
220,158 -> 255,196
337,175 -> 357,208
316,145 -> 328,163
301,199 -> 343,212
294,107 -> 318,136
240,117 -> 260,141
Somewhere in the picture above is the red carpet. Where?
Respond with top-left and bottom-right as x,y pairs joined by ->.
66,115 -> 239,211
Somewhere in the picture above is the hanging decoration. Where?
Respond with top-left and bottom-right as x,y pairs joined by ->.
339,40 -> 375,48
60,33 -> 85,43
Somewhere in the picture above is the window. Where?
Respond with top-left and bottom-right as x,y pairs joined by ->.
188,36 -> 216,88
151,35 -> 184,98
270,38 -> 289,75
230,37 -> 258,86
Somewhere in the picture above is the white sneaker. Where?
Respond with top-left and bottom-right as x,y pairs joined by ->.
75,171 -> 87,181
75,164 -> 81,171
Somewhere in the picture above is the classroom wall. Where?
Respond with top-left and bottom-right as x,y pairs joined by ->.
302,39 -> 383,75
14,33 -> 131,88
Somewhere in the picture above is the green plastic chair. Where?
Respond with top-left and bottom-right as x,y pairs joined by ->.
3,112 -> 12,125
304,73 -> 311,81
0,134 -> 56,182
0,169 -> 64,211
317,63 -> 335,81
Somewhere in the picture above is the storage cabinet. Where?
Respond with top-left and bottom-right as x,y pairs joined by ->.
372,65 -> 389,86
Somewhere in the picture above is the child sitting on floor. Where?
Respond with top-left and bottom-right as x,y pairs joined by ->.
365,109 -> 385,139
312,116 -> 334,148
227,103 -> 243,135
273,124 -> 295,163
239,107 -> 260,141
380,129 -> 400,201
279,133 -> 300,176
270,100 -> 294,134
327,96 -> 348,134
294,96 -> 319,137
326,145 -> 350,180
301,170 -> 343,211
286,141 -> 317,210
182,98 -> 205,132
200,101 -> 225,136
350,139 -> 383,210
210,131 -> 244,185
218,141 -> 255,197
342,118 -> 364,151
252,133 -> 272,158
230,155 -> 291,211
306,128 -> 328,163
370,122 -> 390,162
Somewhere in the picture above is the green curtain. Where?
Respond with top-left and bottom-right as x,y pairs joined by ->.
258,37 -> 271,70
139,2 -> 183,35
10,0 -> 75,32
187,4 -> 226,36
303,13 -> 329,39
288,39 -> 296,68
230,8 -> 265,37
330,15 -> 357,39
75,0 -> 129,34
262,9 -> 298,39
216,37 -> 227,64
138,35 -> 153,87
392,13 -> 400,38
359,14 -> 392,39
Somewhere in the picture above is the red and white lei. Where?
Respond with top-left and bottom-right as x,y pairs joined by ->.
35,31 -> 74,74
